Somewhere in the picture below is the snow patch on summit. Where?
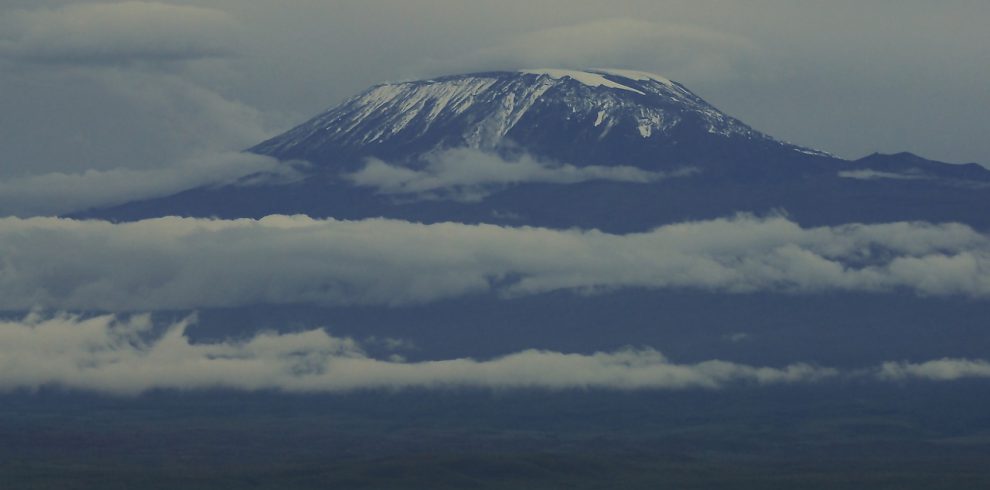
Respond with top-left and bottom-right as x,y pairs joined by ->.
520,69 -> 646,95
589,68 -> 677,88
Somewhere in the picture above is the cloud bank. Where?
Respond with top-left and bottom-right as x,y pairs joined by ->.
838,169 -> 929,181
4,313 -> 989,396
0,313 -> 836,395
348,148 -> 684,200
0,2 -> 241,65
1,215 -> 989,311
879,359 -> 990,381
0,152 -> 301,217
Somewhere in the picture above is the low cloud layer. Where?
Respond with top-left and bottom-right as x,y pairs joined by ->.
348,149 -> 684,200
838,169 -> 929,181
0,313 -> 836,395
1,215 -> 989,311
879,359 -> 990,381
0,152 -> 300,217
3,313 -> 987,396
0,2 -> 241,65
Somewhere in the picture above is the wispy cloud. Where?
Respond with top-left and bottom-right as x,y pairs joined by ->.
1,215 -> 988,311
0,152 -> 302,217
347,148 -> 689,200
838,169 -> 930,181
878,358 -> 990,381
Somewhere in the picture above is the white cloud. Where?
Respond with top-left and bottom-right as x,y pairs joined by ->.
0,313 -> 837,395
838,169 -> 929,181
0,152 -> 302,217
878,358 -> 990,381
347,148 -> 687,200
0,2 -> 241,64
6,313 -> 989,396
1,215 -> 989,311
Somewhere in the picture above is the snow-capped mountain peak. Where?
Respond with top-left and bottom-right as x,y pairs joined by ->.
251,69 -> 828,169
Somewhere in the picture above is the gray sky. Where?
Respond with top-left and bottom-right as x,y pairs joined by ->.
1,0 -> 989,180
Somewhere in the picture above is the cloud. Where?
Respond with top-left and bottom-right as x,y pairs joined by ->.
838,169 -> 930,181
0,152 -> 303,217
5,312 -> 988,396
1,215 -> 989,311
0,2 -> 242,65
0,4 -> 276,179
0,313 -> 837,396
0,67 -> 279,179
427,18 -> 758,83
347,148 -> 689,200
878,359 -> 990,381
723,333 -> 751,343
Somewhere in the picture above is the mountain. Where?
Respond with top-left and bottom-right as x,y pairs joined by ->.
24,70 -> 990,486
83,69 -> 990,231
249,68 -> 829,171
59,67 -> 990,366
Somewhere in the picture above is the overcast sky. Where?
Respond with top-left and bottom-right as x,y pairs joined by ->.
1,0 -> 989,180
